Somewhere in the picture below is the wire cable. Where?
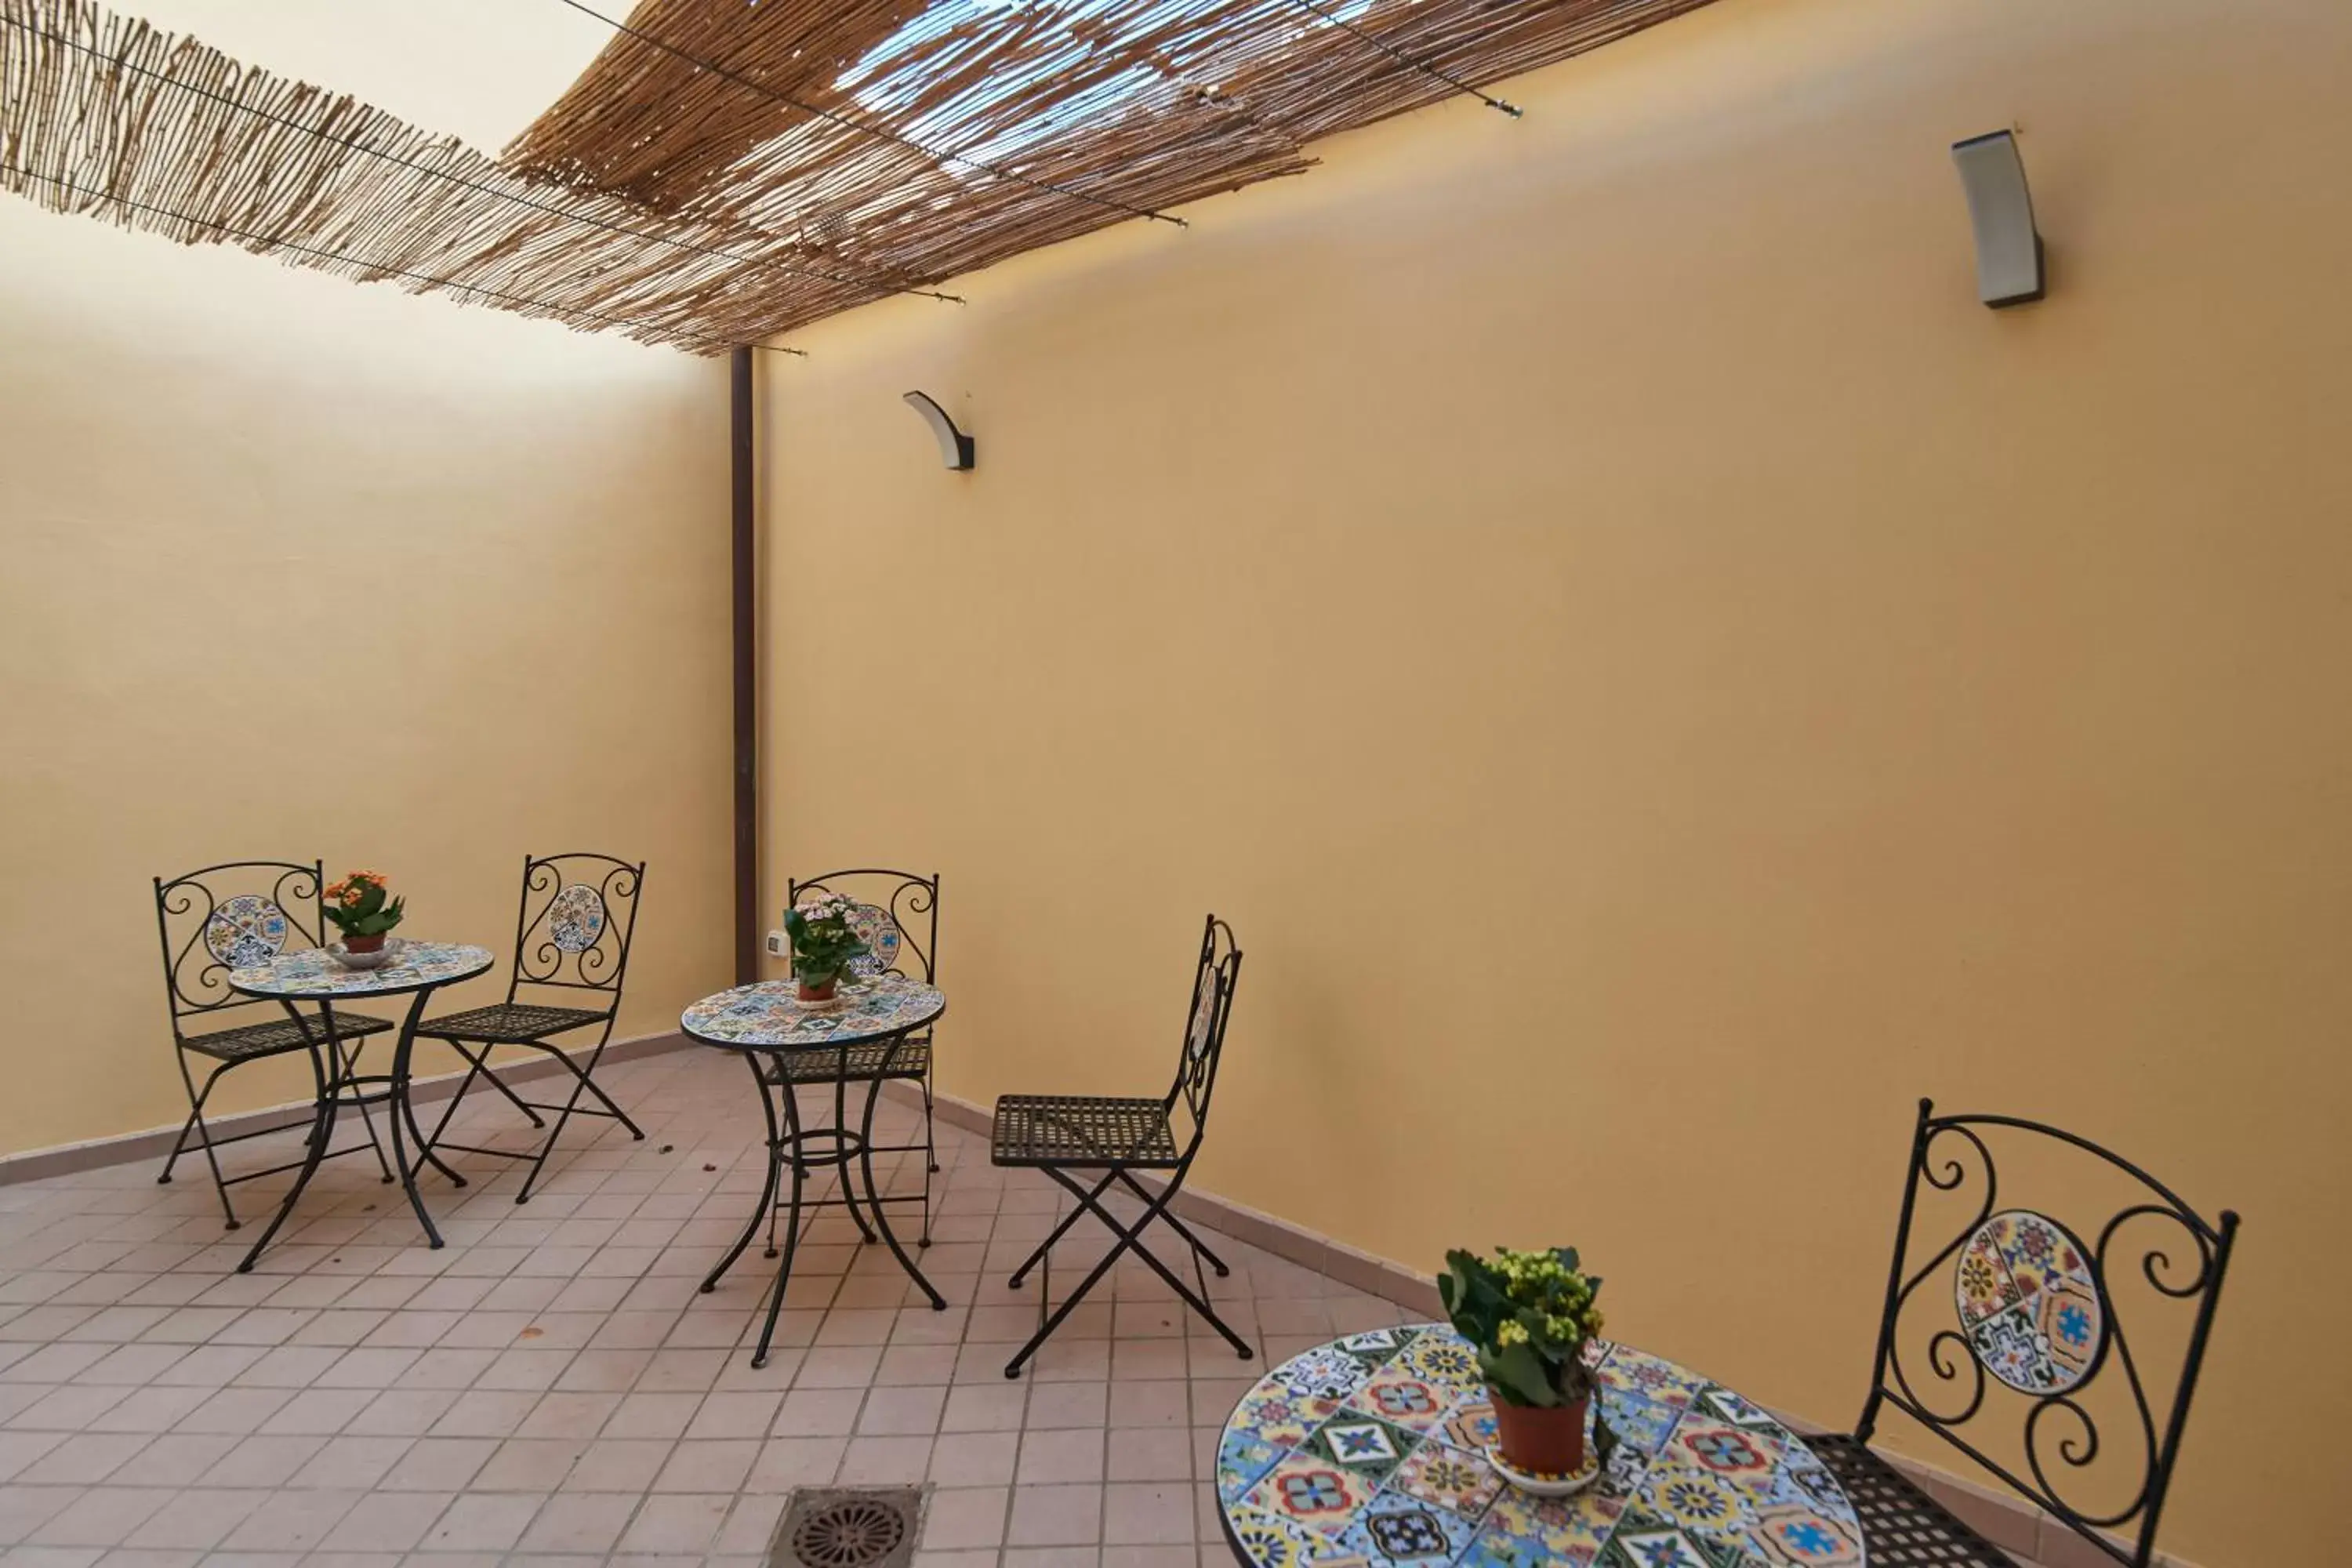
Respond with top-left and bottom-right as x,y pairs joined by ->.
1284,0 -> 1522,117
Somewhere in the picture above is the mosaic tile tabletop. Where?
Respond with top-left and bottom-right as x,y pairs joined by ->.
680,973 -> 946,1051
1217,1325 -> 1866,1568
227,939 -> 495,998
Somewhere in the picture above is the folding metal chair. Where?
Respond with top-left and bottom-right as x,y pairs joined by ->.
990,913 -> 1252,1377
153,859 -> 397,1228
415,852 -> 647,1201
1812,1099 -> 2239,1567
766,869 -> 942,1243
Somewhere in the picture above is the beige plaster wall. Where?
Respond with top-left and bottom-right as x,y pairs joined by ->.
0,198 -> 735,1156
757,0 -> 2352,1560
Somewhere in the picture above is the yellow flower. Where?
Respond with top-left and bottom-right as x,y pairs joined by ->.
1496,1319 -> 1530,1348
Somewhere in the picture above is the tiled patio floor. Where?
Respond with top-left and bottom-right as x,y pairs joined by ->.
0,1046 -> 1417,1568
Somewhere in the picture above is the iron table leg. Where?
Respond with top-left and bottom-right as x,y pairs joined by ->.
235,1004 -> 345,1272
751,1062 -> 811,1369
702,1051 -> 783,1293
383,986 -> 452,1247
854,1047 -> 946,1312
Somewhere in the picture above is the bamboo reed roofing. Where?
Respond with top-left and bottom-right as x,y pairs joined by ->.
2,0 -> 1715,354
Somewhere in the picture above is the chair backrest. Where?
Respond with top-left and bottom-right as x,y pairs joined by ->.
1856,1099 -> 2238,1568
1163,915 -> 1243,1153
786,869 -> 940,984
154,859 -> 332,1031
507,852 -> 645,1007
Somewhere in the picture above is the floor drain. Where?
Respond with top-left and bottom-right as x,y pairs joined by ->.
773,1487 -> 923,1568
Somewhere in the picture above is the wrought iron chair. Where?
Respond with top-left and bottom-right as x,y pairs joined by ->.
989,913 -> 1253,1378
154,859 -> 398,1228
1810,1099 -> 2239,1568
768,869 -> 942,1241
414,853 -> 647,1202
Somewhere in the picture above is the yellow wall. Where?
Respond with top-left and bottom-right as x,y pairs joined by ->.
760,0 -> 2351,1561
0,198 -> 734,1154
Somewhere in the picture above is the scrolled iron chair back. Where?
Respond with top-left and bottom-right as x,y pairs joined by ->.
1857,1100 -> 2238,1568
154,860 -> 332,1023
1167,916 -> 1242,1149
786,869 -> 939,984
510,853 -> 644,1000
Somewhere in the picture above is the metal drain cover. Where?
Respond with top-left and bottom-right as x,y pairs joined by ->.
773,1487 -> 924,1568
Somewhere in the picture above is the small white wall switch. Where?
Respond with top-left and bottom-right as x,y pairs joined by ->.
764,930 -> 787,957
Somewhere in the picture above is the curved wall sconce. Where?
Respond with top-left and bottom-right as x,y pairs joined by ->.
1951,129 -> 2045,308
903,391 -> 976,470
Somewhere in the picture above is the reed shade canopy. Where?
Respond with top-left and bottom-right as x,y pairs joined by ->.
1,0 -> 1717,354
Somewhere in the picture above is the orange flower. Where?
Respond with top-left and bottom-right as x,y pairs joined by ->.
325,880 -> 347,898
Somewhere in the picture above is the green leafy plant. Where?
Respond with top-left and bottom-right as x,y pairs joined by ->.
322,870 -> 404,939
783,891 -> 870,989
1440,1246 -> 1607,1408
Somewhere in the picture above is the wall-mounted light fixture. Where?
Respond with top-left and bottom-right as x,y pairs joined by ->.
903,391 -> 976,470
1951,129 -> 2044,308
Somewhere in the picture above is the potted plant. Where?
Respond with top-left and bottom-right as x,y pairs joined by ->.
323,870 -> 405,959
783,891 -> 869,1002
1440,1245 -> 1610,1478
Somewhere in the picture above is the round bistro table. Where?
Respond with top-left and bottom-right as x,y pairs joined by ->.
681,974 -> 950,1367
1217,1324 -> 1868,1568
226,940 -> 495,1271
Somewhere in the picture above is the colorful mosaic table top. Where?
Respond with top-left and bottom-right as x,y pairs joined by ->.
1217,1325 -> 1866,1568
680,974 -> 946,1051
227,941 -> 495,999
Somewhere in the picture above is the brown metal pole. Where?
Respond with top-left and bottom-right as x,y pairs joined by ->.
731,347 -> 758,985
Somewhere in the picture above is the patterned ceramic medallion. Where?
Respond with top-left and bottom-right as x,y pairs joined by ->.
1639,1462 -> 1751,1539
1218,1327 -> 1867,1568
844,902 -> 902,977
1340,1326 -> 1419,1361
1228,1506 -> 1324,1568
1347,1368 -> 1451,1431
1601,1526 -> 1723,1568
1309,1415 -> 1412,1479
1596,1347 -> 1708,1410
1390,1439 -> 1505,1520
203,895 -> 289,970
1234,1384 -> 1339,1448
1219,1429 -> 1287,1504
1247,1454 -> 1378,1533
546,883 -> 607,955
1441,1398 -> 1501,1454
1748,1504 -> 1864,1566
1277,1345 -> 1378,1405
1953,1209 -> 2105,1394
1669,1421 -> 1779,1494
1397,1330 -> 1485,1396
1342,1492 -> 1479,1567
1188,975 -> 1218,1054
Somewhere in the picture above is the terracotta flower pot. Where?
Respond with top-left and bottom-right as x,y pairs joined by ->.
797,976 -> 837,1002
343,933 -> 387,954
1490,1392 -> 1588,1475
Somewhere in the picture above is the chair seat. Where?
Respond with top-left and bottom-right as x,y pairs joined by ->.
766,1038 -> 931,1084
1806,1434 -> 2015,1566
180,1010 -> 394,1062
992,1094 -> 1181,1169
418,1003 -> 609,1044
